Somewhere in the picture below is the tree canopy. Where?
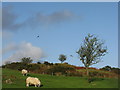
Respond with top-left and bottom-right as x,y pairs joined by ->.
21,57 -> 33,64
58,54 -> 67,63
76,34 -> 107,75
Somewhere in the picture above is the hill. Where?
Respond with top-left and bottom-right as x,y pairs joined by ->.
2,68 -> 118,88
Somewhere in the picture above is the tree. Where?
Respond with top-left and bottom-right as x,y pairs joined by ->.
21,57 -> 33,64
76,34 -> 107,76
44,61 -> 51,65
37,61 -> 41,64
101,65 -> 112,71
59,54 -> 67,63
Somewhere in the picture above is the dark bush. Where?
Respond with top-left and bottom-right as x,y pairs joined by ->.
44,61 -> 51,65
46,65 -> 75,75
4,62 -> 26,70
64,62 -> 68,64
100,66 -> 120,75
3,62 -> 40,72
89,71 -> 99,77
98,73 -> 104,77
88,77 -> 104,83
111,68 -> 120,74
55,63 -> 59,65
37,62 -> 41,64
27,64 -> 40,71
50,63 -> 54,65
88,77 -> 95,83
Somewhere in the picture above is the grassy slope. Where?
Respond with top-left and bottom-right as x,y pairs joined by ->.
2,68 -> 118,88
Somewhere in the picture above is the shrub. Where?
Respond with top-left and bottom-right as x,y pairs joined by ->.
37,62 -> 41,64
3,62 -> 40,72
27,64 -> 40,71
44,61 -> 52,65
50,63 -> 54,65
46,65 -> 75,75
66,71 -> 83,77
55,63 -> 59,65
55,72 -> 62,76
87,77 -> 104,83
4,62 -> 26,70
111,68 -> 120,74
88,77 -> 95,83
89,71 -> 99,77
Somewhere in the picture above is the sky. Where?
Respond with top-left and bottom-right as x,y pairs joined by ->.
1,2 -> 118,68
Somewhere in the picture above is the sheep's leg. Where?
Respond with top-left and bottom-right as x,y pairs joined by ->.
35,85 -> 37,87
38,84 -> 40,87
26,83 -> 29,87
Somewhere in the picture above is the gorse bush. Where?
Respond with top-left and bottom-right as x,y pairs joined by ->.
4,62 -> 26,70
46,65 -> 75,75
89,71 -> 107,78
27,64 -> 40,71
89,71 -> 99,77
2,62 -> 119,78
44,61 -> 54,66
100,65 -> 120,75
66,71 -> 83,77
88,71 -> 117,78
3,62 -> 40,71
54,72 -> 62,76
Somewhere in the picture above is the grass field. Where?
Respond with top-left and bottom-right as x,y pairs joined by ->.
2,68 -> 118,88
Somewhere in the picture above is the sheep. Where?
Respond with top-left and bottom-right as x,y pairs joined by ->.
26,77 -> 41,87
22,69 -> 28,76
5,79 -> 12,84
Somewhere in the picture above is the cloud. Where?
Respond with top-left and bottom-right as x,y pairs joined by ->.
2,6 -> 17,30
2,6 -> 78,31
35,10 -> 75,24
2,6 -> 24,31
3,42 -> 45,64
26,10 -> 76,29
2,31 -> 13,40
2,42 -> 18,55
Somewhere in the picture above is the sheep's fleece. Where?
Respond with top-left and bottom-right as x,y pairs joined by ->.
22,69 -> 28,76
26,77 -> 41,87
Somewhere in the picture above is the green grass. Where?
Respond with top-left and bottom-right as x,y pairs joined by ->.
2,68 -> 118,88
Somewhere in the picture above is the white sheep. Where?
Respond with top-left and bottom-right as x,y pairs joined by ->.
22,69 -> 28,76
26,77 -> 41,87
5,79 -> 12,84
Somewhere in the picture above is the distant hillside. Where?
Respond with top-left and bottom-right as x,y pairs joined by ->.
2,62 -> 119,78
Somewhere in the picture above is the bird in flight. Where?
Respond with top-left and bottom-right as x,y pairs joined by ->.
37,35 -> 39,38
70,55 -> 73,57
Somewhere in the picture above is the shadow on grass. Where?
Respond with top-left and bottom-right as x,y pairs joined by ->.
87,77 -> 105,83
27,84 -> 43,88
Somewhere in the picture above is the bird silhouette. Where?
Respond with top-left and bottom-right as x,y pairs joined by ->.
70,55 -> 73,57
37,35 -> 39,38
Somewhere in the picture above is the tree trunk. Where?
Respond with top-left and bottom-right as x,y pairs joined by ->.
86,67 -> 89,76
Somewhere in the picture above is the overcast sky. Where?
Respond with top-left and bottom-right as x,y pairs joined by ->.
2,2 -> 118,68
